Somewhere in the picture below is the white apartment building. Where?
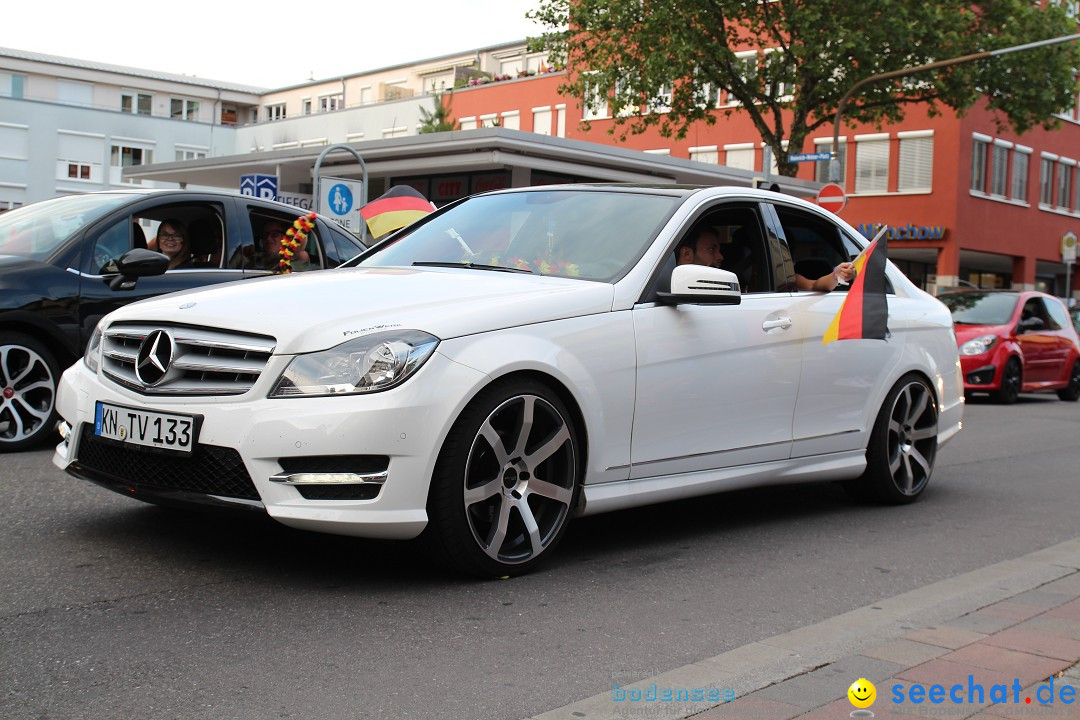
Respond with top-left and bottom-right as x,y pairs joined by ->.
0,41 -> 541,208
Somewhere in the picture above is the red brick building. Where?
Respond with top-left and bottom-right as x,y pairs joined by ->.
448,69 -> 1080,299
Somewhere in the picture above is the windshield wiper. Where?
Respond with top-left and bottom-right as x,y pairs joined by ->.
412,261 -> 534,274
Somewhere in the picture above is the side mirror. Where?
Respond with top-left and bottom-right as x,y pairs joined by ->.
657,265 -> 741,305
107,248 -> 170,290
1018,316 -> 1045,332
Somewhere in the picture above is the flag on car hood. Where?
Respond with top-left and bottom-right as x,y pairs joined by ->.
360,186 -> 435,240
822,229 -> 889,344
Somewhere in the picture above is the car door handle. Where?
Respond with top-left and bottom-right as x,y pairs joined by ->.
762,317 -> 792,331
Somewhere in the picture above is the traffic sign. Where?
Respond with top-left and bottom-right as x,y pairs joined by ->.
817,183 -> 847,214
239,174 -> 278,200
318,175 -> 365,234
1063,231 -> 1077,264
788,152 -> 831,162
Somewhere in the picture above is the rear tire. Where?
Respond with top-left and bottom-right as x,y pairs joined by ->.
846,374 -> 938,505
422,378 -> 581,578
0,332 -> 61,452
991,357 -> 1021,405
1056,360 -> 1080,402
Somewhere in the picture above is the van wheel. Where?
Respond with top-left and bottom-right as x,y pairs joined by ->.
847,375 -> 938,504
0,332 -> 60,452
423,378 -> 581,578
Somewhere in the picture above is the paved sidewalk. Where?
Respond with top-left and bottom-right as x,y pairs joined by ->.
694,578 -> 1080,719
530,538 -> 1080,720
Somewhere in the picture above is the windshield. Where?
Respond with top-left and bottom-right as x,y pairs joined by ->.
0,194 -> 130,262
357,189 -> 680,282
938,291 -> 1019,325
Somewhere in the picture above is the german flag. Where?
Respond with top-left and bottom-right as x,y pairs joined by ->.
360,186 -> 434,240
822,228 -> 889,345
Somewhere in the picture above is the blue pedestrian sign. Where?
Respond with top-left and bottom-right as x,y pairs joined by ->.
240,174 -> 278,199
787,152 -> 832,163
328,183 -> 353,215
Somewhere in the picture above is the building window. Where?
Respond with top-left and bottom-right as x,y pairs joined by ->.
459,116 -> 477,131
990,143 -> 1009,197
727,51 -> 758,105
318,94 -> 342,113
725,145 -> 755,170
359,86 -> 373,105
111,145 -> 152,184
1040,156 -> 1055,205
971,138 -> 989,193
170,98 -> 200,121
532,107 -> 552,135
111,145 -> 152,166
814,141 -> 846,184
0,200 -> 23,214
898,134 -> 933,192
121,92 -> 152,115
67,162 -> 91,179
302,98 -> 312,115
265,103 -> 286,121
382,126 -> 408,138
582,73 -> 609,121
1011,149 -> 1029,202
855,136 -> 889,193
56,79 -> 93,107
689,146 -> 718,164
1058,162 -> 1074,210
0,73 -> 26,99
175,149 -> 207,161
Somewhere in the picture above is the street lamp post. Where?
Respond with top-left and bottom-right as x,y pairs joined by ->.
829,33 -> 1080,183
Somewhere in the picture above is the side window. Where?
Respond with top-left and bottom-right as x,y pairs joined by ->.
670,205 -> 773,294
1044,297 -> 1069,331
233,209 -> 325,273
323,222 -> 365,267
773,207 -> 847,291
87,217 -> 146,274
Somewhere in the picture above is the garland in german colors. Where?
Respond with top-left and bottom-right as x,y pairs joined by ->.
279,212 -> 317,273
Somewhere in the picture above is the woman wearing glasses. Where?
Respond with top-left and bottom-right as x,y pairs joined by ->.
155,218 -> 192,269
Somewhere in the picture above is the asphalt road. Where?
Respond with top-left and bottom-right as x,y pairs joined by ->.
2,394 -> 1078,720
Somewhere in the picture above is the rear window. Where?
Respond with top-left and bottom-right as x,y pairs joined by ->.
938,292 -> 1018,325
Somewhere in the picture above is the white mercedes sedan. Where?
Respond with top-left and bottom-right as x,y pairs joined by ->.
54,185 -> 963,576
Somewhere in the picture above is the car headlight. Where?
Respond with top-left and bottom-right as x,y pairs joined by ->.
960,334 -> 996,356
269,330 -> 439,397
83,324 -> 103,372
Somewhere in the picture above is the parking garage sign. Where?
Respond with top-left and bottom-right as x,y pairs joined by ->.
240,174 -> 278,200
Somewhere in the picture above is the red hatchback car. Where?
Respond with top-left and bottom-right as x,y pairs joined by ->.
938,290 -> 1080,404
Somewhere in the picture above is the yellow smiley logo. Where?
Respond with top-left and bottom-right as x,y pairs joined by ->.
848,678 -> 876,709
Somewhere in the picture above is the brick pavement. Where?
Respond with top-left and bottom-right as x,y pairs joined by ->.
692,575 -> 1080,720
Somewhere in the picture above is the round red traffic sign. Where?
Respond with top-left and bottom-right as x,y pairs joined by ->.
817,183 -> 847,214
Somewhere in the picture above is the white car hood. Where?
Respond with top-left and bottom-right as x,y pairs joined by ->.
109,267 -> 617,354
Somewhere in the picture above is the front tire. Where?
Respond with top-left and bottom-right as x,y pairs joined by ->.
0,332 -> 61,452
1056,360 -> 1080,402
991,357 -> 1021,405
423,378 -> 581,577
848,375 -> 938,505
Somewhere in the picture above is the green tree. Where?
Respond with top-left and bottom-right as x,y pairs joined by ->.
419,92 -> 457,133
528,0 -> 1080,176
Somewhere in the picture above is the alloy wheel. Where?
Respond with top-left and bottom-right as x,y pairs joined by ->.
886,380 -> 938,497
461,394 -> 577,565
0,343 -> 56,444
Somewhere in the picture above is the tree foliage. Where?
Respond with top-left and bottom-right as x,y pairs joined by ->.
419,92 -> 457,133
528,0 -> 1080,175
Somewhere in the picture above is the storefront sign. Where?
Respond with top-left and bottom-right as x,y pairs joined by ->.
857,223 -> 947,241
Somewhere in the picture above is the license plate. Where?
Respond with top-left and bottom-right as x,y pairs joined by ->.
94,401 -> 196,454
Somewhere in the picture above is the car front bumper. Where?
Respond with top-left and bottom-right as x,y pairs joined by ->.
53,352 -> 489,540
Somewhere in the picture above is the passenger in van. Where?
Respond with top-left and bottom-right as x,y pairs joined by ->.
156,218 -> 192,269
